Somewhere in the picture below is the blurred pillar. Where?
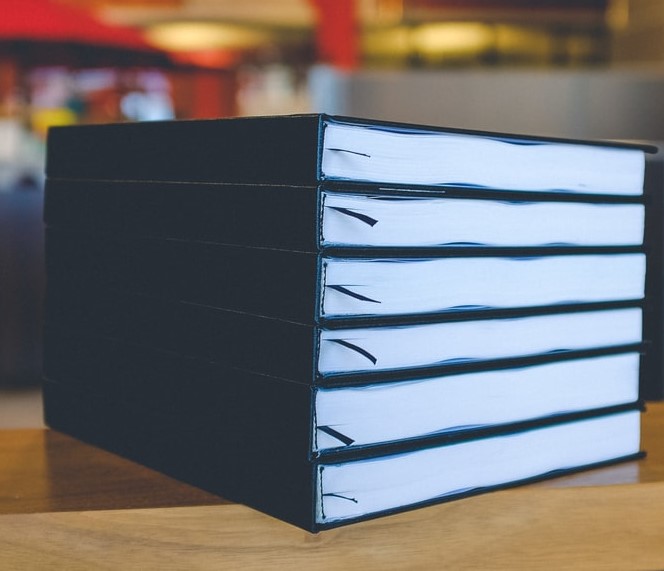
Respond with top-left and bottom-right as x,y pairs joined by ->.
0,186 -> 44,387
192,71 -> 236,119
0,57 -> 20,116
311,0 -> 359,70
0,55 -> 44,388
170,69 -> 238,119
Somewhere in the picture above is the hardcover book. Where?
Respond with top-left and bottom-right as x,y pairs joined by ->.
46,114 -> 650,195
44,180 -> 647,250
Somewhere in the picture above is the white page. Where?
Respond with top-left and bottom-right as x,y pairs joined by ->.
314,352 -> 640,452
316,410 -> 640,523
317,307 -> 642,375
321,192 -> 645,248
321,122 -> 645,195
321,254 -> 645,318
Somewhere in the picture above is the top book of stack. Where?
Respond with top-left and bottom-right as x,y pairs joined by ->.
46,113 -> 652,196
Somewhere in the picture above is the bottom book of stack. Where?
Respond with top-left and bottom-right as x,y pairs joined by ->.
43,329 -> 644,532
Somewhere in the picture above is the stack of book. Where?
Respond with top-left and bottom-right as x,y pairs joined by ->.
43,114 -> 652,531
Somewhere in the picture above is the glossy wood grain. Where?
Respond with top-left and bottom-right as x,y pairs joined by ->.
0,429 -> 227,514
1,479 -> 664,570
0,403 -> 662,569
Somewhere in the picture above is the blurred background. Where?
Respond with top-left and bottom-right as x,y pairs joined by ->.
1,0 -> 664,425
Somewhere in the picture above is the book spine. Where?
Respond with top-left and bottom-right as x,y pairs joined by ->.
44,179 -> 322,251
44,284 -> 320,384
46,115 -> 323,185
43,377 -> 318,531
45,228 -> 322,323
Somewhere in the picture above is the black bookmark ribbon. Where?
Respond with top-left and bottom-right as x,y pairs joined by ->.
317,426 -> 356,446
327,206 -> 378,227
326,147 -> 371,158
322,493 -> 359,504
326,285 -> 381,304
327,339 -> 378,365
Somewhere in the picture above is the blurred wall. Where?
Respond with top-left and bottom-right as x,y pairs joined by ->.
309,65 -> 664,141
0,186 -> 44,386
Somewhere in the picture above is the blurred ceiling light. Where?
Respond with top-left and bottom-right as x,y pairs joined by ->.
359,0 -> 404,25
606,0 -> 630,30
171,49 -> 241,69
100,0 -> 314,29
494,25 -> 551,55
415,23 -> 492,55
363,26 -> 411,57
145,21 -> 270,51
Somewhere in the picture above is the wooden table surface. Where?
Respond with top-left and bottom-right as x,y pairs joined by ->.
1,402 -> 664,570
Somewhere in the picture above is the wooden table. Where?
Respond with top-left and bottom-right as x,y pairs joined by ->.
1,403 -> 664,570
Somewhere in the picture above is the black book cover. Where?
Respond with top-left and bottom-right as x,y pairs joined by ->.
44,179 -> 322,251
46,114 -> 324,185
